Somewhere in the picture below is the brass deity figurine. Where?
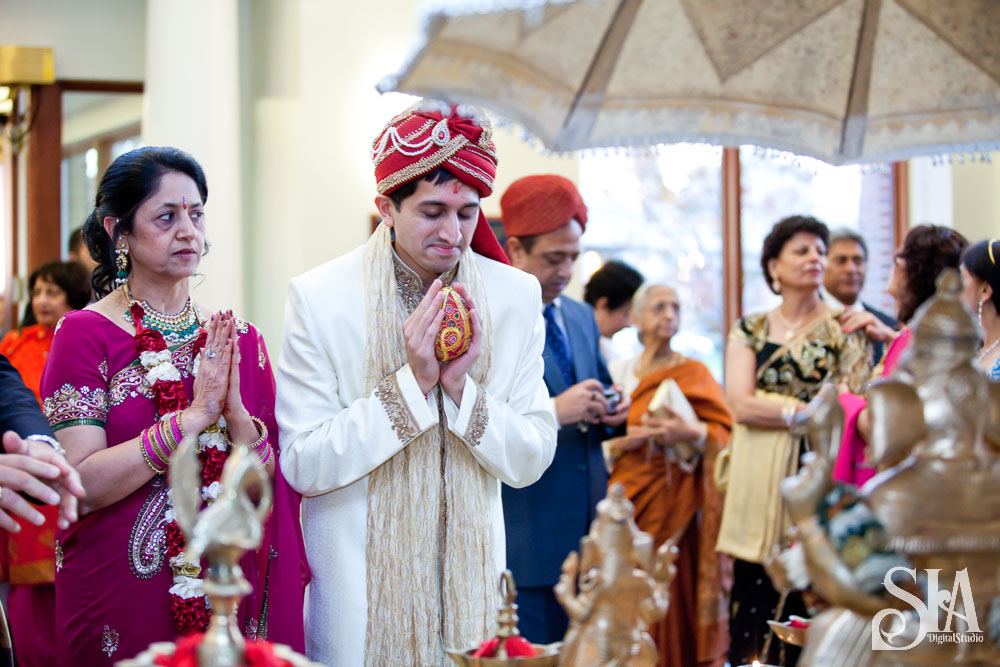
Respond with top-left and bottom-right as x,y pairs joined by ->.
554,483 -> 678,666
781,271 -> 1000,666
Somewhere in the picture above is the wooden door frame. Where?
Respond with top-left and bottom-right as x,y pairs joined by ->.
1,80 -> 142,332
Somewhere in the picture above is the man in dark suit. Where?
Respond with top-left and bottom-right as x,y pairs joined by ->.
823,229 -> 897,326
823,229 -> 897,360
499,175 -> 629,644
0,353 -> 83,533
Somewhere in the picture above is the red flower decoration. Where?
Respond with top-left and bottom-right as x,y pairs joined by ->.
154,634 -> 295,667
164,521 -> 186,557
154,381 -> 189,414
472,636 -> 538,658
170,596 -> 212,636
200,447 -> 228,486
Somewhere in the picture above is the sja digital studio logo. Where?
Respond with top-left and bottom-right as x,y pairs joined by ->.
872,567 -> 983,650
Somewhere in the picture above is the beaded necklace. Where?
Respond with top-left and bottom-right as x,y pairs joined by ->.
122,284 -> 203,345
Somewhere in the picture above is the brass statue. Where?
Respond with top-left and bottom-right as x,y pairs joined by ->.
117,440 -> 318,667
173,440 -> 273,666
554,483 -> 678,666
781,270 -> 1000,665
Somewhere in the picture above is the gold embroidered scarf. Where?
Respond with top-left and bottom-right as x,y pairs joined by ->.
362,223 -> 498,665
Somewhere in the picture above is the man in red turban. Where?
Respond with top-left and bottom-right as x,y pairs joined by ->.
275,101 -> 557,665
499,174 -> 630,644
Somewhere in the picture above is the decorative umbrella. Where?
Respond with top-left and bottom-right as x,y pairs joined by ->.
378,0 -> 1000,164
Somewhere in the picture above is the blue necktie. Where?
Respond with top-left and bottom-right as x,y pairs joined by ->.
544,303 -> 575,387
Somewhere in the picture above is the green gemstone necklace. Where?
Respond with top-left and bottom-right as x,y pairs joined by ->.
122,283 -> 203,345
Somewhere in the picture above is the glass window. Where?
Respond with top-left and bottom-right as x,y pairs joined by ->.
580,145 -> 725,378
739,147 -> 895,317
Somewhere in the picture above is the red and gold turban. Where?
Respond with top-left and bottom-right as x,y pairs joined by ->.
500,174 -> 588,239
372,103 -> 508,264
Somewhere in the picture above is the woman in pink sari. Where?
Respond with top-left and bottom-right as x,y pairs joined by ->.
835,224 -> 968,486
40,147 -> 307,665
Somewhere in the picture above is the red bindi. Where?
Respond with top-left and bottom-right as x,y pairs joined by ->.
182,196 -> 187,210
452,182 -> 461,194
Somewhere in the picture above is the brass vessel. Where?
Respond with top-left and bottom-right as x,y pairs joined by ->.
446,570 -> 561,666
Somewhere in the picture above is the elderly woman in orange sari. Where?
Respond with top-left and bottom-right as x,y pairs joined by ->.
607,283 -> 733,667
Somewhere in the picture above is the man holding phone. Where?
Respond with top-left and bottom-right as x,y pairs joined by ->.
500,174 -> 629,644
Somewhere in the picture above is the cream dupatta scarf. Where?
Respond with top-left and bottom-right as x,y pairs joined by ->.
362,224 -> 498,665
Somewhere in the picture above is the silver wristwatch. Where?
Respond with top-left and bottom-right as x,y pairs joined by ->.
25,434 -> 67,457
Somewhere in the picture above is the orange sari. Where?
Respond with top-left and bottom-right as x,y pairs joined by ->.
0,323 -> 59,585
608,357 -> 733,667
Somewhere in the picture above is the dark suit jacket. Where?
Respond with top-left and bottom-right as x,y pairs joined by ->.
502,297 -> 612,587
863,302 -> 897,329
0,352 -> 54,453
861,303 -> 897,362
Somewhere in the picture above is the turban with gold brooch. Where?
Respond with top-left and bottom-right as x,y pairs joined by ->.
372,102 -> 508,264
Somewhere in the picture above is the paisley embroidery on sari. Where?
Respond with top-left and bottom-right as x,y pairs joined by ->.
128,477 -> 170,579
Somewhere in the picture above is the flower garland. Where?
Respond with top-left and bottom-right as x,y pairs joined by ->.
130,302 -> 231,635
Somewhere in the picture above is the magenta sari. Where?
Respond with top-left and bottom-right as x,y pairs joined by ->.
40,309 -> 308,665
834,329 -> 912,487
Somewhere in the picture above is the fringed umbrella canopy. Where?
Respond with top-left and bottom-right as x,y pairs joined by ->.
379,0 -> 1000,164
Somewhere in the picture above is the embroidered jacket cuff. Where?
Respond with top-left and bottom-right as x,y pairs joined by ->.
450,375 -> 489,447
375,364 -> 437,446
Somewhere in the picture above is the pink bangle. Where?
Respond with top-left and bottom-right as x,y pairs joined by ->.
151,422 -> 174,463
258,444 -> 273,466
142,428 -> 167,474
169,413 -> 185,444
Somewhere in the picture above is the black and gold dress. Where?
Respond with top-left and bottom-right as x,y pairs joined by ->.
726,311 -> 873,666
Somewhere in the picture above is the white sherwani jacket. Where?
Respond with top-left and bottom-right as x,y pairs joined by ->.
275,247 -> 558,665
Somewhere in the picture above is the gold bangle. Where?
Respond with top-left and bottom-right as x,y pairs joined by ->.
158,421 -> 177,453
221,416 -> 269,450
141,430 -> 166,475
248,416 -> 268,452
151,423 -> 174,462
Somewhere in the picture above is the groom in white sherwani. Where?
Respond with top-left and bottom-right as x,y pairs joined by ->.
275,101 -> 557,666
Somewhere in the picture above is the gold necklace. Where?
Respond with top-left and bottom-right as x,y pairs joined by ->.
773,304 -> 827,339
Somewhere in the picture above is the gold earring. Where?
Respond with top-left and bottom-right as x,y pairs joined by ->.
114,237 -> 129,287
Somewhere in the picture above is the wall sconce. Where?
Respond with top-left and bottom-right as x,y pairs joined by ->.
0,46 -> 55,156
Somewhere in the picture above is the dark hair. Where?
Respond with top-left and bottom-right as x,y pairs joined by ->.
829,228 -> 868,259
513,234 -> 541,253
68,226 -> 85,255
960,239 -> 1000,315
387,167 -> 457,211
82,146 -> 208,298
760,215 -> 830,293
896,224 -> 968,324
584,260 -> 644,309
21,261 -> 92,328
